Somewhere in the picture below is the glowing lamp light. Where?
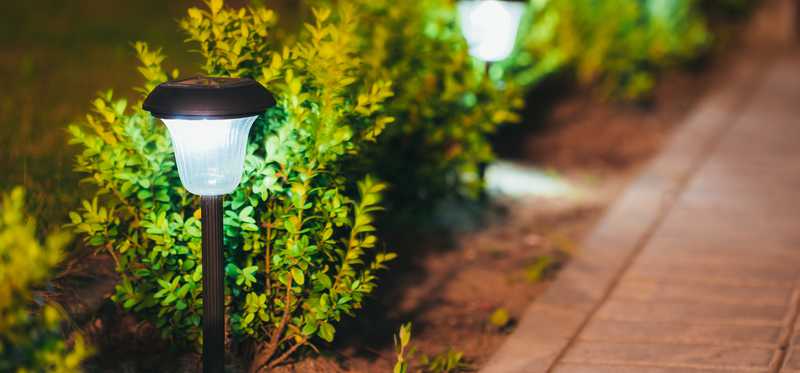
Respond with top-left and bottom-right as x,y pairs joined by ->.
163,116 -> 256,195
458,0 -> 526,62
485,161 -> 575,198
144,77 -> 274,373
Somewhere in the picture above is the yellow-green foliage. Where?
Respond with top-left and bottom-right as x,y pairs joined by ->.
392,323 -> 472,373
511,0 -> 711,100
0,187 -> 90,373
68,0 -> 394,369
348,0 -> 524,204
393,323 -> 412,373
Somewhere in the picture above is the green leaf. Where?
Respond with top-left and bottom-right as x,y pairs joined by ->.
318,322 -> 335,342
291,268 -> 305,286
182,259 -> 196,272
399,323 -> 411,347
123,298 -> 138,309
239,206 -> 255,223
316,272 -> 332,289
302,322 -> 317,336
176,283 -> 192,298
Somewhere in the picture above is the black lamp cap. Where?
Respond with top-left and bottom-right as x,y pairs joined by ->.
143,76 -> 275,120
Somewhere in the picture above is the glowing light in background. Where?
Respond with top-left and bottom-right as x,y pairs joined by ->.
162,116 -> 257,196
485,161 -> 575,198
458,0 -> 526,62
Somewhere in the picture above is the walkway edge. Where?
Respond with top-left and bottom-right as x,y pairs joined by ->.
480,55 -> 769,373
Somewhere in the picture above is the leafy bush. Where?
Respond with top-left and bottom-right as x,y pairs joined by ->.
346,0 -> 524,206
0,187 -> 90,373
510,0 -> 711,100
68,0 -> 395,369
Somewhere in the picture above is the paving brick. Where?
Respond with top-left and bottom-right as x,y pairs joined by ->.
636,248 -> 800,270
535,257 -> 616,307
560,341 -> 775,369
579,319 -> 782,347
612,280 -> 792,306
678,167 -> 800,215
595,300 -> 787,326
641,229 -> 800,262
480,338 -> 570,373
512,304 -> 589,340
717,124 -> 800,165
645,233 -> 800,263
626,255 -> 800,285
579,227 -> 643,264
554,363 -> 765,373
781,348 -> 800,371
623,270 -> 794,290
623,266 -> 797,289
648,209 -> 800,253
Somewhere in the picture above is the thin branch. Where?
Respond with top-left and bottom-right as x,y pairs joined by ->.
249,276 -> 293,373
266,340 -> 306,370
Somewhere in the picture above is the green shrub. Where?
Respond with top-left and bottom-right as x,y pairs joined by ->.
347,0 -> 524,206
0,187 -> 90,373
510,0 -> 711,100
68,0 -> 395,369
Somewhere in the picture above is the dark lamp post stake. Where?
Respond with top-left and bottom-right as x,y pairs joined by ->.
201,195 -> 225,373
143,77 -> 275,373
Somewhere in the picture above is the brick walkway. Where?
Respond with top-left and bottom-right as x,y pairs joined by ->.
481,12 -> 800,373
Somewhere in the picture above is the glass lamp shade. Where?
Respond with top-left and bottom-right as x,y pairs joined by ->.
458,0 -> 526,62
161,116 -> 257,196
143,76 -> 274,196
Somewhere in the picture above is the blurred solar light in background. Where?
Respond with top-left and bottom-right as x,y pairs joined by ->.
458,0 -> 526,62
485,161 -> 574,198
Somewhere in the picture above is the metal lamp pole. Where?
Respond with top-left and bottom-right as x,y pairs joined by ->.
201,195 -> 225,373
144,77 -> 274,373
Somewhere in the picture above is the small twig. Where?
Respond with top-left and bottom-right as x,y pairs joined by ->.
249,276 -> 293,373
266,340 -> 306,370
264,216 -> 273,292
104,242 -> 121,270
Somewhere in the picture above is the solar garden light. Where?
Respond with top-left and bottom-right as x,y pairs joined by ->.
144,77 -> 274,373
457,0 -> 526,65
